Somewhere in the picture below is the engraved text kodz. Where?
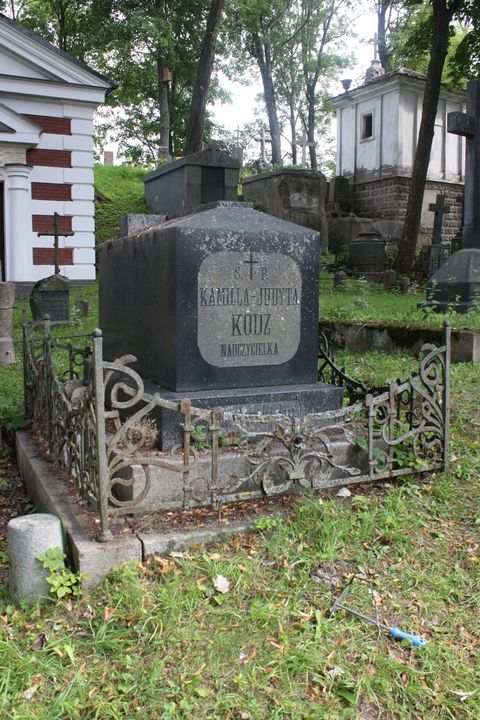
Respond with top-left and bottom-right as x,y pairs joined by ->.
197,250 -> 302,368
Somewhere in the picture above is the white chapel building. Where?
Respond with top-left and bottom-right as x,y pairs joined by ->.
0,13 -> 113,283
331,66 -> 466,246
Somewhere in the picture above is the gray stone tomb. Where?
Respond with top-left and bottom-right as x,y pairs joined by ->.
99,201 -> 342,449
144,142 -> 241,217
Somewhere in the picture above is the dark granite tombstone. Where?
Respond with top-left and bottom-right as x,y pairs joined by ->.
427,79 -> 480,312
99,201 -> 343,449
348,231 -> 386,278
144,143 -> 240,217
30,274 -> 70,322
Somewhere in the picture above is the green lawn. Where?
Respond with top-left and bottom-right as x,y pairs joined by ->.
94,164 -> 149,245
319,272 -> 480,331
0,285 -> 479,718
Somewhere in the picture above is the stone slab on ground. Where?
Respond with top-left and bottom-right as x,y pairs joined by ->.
320,320 -> 479,363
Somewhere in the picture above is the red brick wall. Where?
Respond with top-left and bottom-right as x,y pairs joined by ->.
26,149 -> 72,168
33,248 -> 74,265
32,215 -> 73,233
23,115 -> 72,135
31,183 -> 72,201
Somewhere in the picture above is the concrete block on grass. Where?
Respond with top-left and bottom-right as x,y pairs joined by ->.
8,513 -> 63,603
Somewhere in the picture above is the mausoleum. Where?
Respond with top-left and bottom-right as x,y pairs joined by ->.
331,67 -> 466,246
0,13 -> 113,284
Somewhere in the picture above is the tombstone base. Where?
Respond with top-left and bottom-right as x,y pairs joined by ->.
127,381 -> 344,451
426,248 -> 480,313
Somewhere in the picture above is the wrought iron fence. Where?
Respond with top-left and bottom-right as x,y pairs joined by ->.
23,317 -> 451,542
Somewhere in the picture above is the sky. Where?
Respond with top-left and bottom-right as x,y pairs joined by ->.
210,6 -> 378,135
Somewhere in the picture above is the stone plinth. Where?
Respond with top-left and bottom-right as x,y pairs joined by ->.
132,380 -> 344,451
427,248 -> 480,313
144,144 -> 240,217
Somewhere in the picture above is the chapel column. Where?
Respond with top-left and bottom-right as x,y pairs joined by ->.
4,163 -> 33,282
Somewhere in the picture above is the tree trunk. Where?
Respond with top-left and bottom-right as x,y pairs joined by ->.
397,0 -> 456,274
154,0 -> 170,159
306,84 -> 317,169
377,0 -> 388,71
157,56 -> 171,154
253,36 -> 282,164
289,102 -> 297,165
185,0 -> 225,154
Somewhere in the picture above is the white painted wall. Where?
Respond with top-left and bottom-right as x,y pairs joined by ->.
333,71 -> 465,185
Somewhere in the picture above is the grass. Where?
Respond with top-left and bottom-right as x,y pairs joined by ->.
94,164 -> 149,245
0,286 -> 479,718
319,271 -> 480,331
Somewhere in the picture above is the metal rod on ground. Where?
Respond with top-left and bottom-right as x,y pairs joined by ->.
330,582 -> 427,647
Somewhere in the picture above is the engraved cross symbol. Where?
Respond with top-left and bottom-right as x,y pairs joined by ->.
243,252 -> 258,279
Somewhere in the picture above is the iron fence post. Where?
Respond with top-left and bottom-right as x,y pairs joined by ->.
442,320 -> 451,471
92,328 -> 112,542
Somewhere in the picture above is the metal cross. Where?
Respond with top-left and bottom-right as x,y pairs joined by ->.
448,79 -> 480,249
36,211 -> 74,274
243,252 -> 258,279
428,194 -> 451,245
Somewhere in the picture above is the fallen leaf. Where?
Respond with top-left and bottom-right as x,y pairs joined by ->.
103,607 -> 116,622
213,574 -> 230,594
31,633 -> 48,651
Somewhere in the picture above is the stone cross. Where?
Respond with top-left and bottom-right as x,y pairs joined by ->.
36,211 -> 74,274
255,127 -> 271,163
369,32 -> 379,62
428,194 -> 450,245
448,79 -> 480,250
301,128 -> 316,165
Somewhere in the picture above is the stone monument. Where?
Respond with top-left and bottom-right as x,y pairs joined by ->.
427,79 -> 480,312
99,199 -> 342,449
144,142 -> 240,217
242,168 -> 328,252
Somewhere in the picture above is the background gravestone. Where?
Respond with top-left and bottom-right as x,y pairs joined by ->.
242,168 -> 328,251
30,274 -> 70,322
427,79 -> 480,312
144,143 -> 240,217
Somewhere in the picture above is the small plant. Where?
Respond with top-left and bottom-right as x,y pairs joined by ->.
37,547 -> 86,599
253,516 -> 281,531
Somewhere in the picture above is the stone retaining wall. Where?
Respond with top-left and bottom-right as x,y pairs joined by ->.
352,177 -> 464,248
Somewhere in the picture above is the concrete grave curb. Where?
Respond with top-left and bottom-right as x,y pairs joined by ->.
15,431 -> 263,591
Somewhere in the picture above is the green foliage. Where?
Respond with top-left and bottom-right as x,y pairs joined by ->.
1,344 -> 480,718
37,547 -> 85,599
94,164 -> 149,245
